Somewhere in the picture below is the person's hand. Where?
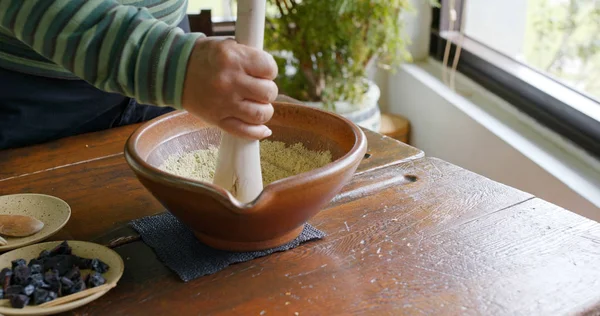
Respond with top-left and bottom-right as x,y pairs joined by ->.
181,36 -> 279,140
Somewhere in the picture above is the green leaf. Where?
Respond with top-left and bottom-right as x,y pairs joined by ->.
264,0 -> 415,105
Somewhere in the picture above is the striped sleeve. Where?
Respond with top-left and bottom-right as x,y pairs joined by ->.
0,0 -> 205,109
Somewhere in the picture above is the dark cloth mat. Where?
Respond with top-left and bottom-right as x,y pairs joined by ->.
129,212 -> 326,282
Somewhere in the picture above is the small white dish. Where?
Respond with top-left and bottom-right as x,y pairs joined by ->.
0,194 -> 71,252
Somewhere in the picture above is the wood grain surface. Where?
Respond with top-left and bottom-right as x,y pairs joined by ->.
65,158 -> 600,316
1,117 -> 599,315
0,125 -> 422,242
0,124 -> 139,181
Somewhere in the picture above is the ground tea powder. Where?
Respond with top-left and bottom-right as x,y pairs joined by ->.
159,140 -> 333,186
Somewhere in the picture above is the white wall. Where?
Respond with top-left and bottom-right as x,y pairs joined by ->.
379,62 -> 600,222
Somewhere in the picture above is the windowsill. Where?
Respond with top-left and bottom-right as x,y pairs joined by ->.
430,30 -> 600,159
400,58 -> 600,209
441,31 -> 600,123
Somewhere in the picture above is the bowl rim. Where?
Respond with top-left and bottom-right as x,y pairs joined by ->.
124,101 -> 368,211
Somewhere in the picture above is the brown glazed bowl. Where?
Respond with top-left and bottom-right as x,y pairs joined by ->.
124,102 -> 367,252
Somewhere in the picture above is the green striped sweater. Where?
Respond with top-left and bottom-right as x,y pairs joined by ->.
0,0 -> 205,109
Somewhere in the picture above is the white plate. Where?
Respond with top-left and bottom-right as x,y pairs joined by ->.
0,194 -> 71,252
0,240 -> 124,315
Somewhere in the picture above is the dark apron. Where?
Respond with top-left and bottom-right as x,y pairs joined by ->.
0,17 -> 191,150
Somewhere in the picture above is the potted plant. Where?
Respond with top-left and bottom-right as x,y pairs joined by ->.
264,0 -> 425,132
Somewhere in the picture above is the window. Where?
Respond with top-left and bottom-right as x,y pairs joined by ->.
187,0 -> 234,18
464,0 -> 600,104
187,1 -> 279,20
186,1 -> 279,34
430,0 -> 600,158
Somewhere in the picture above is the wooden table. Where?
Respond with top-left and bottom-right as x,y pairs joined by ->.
1,122 -> 599,316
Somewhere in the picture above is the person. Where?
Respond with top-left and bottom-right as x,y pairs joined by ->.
0,0 -> 278,150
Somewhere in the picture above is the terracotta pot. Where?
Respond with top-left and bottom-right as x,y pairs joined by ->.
124,102 -> 367,252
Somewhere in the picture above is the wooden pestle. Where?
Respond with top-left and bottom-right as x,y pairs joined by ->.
212,0 -> 267,204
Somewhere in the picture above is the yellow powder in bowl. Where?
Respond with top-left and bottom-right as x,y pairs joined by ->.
159,140 -> 333,186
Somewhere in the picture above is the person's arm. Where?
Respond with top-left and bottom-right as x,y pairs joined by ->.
0,0 -> 204,108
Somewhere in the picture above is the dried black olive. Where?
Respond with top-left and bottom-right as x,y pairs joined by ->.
60,277 -> 74,289
75,257 -> 93,270
33,288 -> 49,305
3,269 -> 12,292
42,255 -> 77,275
47,290 -> 57,301
28,258 -> 42,267
86,272 -> 106,288
37,250 -> 51,260
5,285 -> 23,298
90,259 -> 109,273
49,241 -> 71,256
0,268 -> 10,291
43,269 -> 58,283
10,294 -> 30,308
11,259 -> 26,270
0,241 -> 111,307
44,270 -> 60,294
29,263 -> 43,275
22,284 -> 35,296
67,279 -> 86,295
27,273 -> 46,288
64,266 -> 80,281
12,265 -> 30,285
0,268 -> 11,279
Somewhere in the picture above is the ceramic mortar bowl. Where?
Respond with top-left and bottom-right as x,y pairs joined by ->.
124,102 -> 367,252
